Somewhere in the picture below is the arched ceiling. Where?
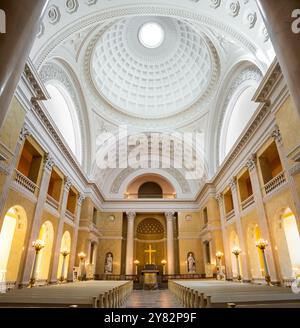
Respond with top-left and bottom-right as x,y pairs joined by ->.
30,0 -> 275,201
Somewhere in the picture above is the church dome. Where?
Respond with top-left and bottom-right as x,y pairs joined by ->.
91,16 -> 214,119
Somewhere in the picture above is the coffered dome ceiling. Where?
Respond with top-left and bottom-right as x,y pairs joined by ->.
91,16 -> 215,118
30,0 -> 275,200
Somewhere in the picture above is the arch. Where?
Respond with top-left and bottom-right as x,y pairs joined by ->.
126,173 -> 176,199
136,217 -> 164,241
0,206 -> 27,283
274,208 -> 300,279
56,231 -> 72,280
229,230 -> 240,278
138,182 -> 163,199
36,221 -> 54,281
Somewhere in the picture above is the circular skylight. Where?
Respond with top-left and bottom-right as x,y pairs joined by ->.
138,22 -> 165,48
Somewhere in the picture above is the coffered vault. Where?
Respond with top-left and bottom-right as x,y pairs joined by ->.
28,0 -> 275,201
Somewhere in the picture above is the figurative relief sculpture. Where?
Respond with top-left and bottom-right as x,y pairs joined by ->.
104,252 -> 113,274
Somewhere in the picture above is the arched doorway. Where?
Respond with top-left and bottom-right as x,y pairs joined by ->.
247,223 -> 264,279
0,206 -> 27,283
229,230 -> 241,278
275,208 -> 300,279
36,221 -> 54,282
56,231 -> 71,280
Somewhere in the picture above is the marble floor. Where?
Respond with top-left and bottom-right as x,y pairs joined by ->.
124,290 -> 183,308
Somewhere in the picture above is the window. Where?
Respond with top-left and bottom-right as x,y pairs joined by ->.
138,182 -> 163,199
203,207 -> 208,225
45,84 -> 82,163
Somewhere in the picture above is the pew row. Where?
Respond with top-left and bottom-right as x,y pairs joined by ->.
168,280 -> 300,308
0,280 -> 133,308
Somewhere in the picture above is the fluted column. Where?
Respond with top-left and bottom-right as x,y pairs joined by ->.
50,178 -> 72,283
0,0 -> 50,128
67,194 -> 85,282
229,178 -> 251,281
246,155 -> 278,282
271,125 -> 300,226
125,212 -> 136,275
0,125 -> 31,222
165,212 -> 175,274
216,194 -> 233,279
256,0 -> 300,115
21,153 -> 55,285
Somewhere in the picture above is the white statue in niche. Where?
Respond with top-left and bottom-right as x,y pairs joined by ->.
187,252 -> 196,273
104,252 -> 113,274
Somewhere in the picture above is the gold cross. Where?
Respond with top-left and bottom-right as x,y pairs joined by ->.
144,245 -> 156,264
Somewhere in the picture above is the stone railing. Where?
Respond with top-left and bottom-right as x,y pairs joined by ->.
14,169 -> 39,195
46,194 -> 60,210
241,194 -> 254,210
226,209 -> 235,221
264,171 -> 286,195
65,209 -> 75,221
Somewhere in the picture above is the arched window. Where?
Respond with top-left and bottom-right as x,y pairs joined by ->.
220,85 -> 258,162
138,182 -> 163,199
45,83 -> 82,163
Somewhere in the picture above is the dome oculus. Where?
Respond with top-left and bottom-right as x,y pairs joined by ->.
138,22 -> 165,48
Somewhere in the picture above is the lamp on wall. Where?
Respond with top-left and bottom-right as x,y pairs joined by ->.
161,260 -> 167,275
60,248 -> 70,282
232,246 -> 242,282
256,239 -> 272,286
28,240 -> 46,288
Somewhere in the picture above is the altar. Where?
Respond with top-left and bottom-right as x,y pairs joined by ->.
139,245 -> 161,290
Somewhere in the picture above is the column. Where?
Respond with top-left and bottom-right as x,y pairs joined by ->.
67,194 -> 85,282
229,178 -> 251,281
246,155 -> 278,282
0,0 -> 50,128
125,212 -> 136,275
215,194 -> 233,279
165,212 -> 175,275
271,125 -> 300,224
0,125 -> 31,221
49,178 -> 72,283
256,0 -> 300,115
21,153 -> 55,285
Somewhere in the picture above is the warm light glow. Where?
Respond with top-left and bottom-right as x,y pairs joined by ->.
134,260 -> 140,265
161,260 -> 167,265
60,248 -> 70,257
138,22 -> 165,49
256,239 -> 269,250
32,239 -> 46,251
216,251 -> 224,259
78,252 -> 86,260
232,246 -> 241,256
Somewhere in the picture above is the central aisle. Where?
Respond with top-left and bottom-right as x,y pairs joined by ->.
124,290 -> 183,308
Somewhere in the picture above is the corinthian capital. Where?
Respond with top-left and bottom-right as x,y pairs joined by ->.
126,211 -> 136,221
77,193 -> 85,206
19,124 -> 31,142
215,193 -> 223,205
271,125 -> 282,145
229,177 -> 237,191
44,153 -> 55,172
246,154 -> 257,172
165,211 -> 175,221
